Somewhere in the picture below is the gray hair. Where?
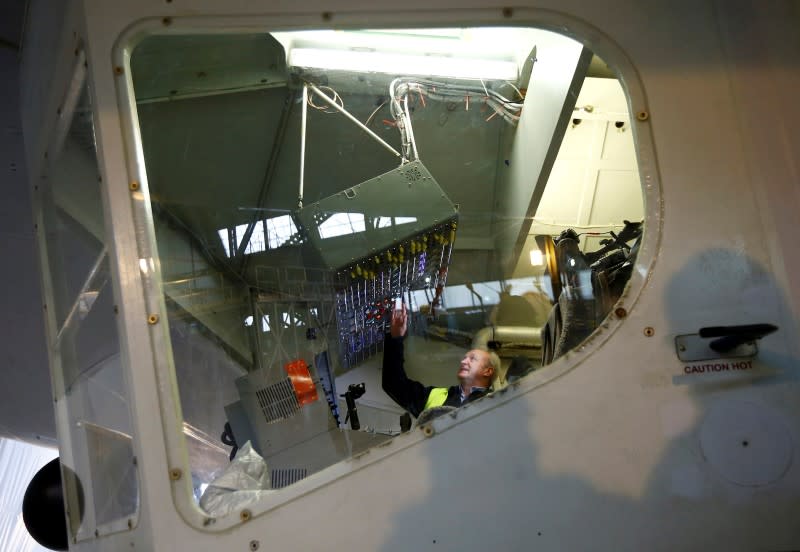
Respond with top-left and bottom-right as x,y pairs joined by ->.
483,350 -> 501,387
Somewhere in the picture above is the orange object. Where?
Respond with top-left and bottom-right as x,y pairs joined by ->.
284,359 -> 318,406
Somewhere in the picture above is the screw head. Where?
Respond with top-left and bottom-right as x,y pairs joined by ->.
240,509 -> 252,522
636,110 -> 649,121
249,540 -> 260,551
148,314 -> 159,325
130,181 -> 140,191
644,327 -> 655,337
422,425 -> 434,437
614,307 -> 627,318
169,468 -> 182,481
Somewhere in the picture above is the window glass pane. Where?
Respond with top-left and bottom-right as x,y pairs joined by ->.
130,26 -> 643,512
39,78 -> 138,539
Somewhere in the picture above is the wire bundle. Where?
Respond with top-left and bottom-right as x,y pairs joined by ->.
388,77 -> 524,162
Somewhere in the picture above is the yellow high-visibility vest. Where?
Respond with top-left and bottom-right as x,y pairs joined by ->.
423,387 -> 449,410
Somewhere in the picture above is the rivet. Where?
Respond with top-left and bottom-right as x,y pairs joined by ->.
114,66 -> 123,76
249,540 -> 260,551
643,326 -> 655,337
148,314 -> 159,325
240,509 -> 252,522
502,7 -> 513,17
321,12 -> 332,21
614,307 -> 627,318
169,468 -> 182,480
162,17 -> 172,26
422,425 -> 434,437
636,111 -> 649,121
130,181 -> 140,191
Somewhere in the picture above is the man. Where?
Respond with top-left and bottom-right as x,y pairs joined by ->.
382,304 -> 499,418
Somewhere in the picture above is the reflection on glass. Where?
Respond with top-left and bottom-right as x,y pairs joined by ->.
266,215 -> 298,249
318,212 -> 365,239
129,25 -> 643,513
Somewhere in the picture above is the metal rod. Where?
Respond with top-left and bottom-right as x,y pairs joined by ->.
299,84 -> 308,208
249,290 -> 264,372
307,83 -> 402,159
237,89 -> 295,270
404,95 -> 420,161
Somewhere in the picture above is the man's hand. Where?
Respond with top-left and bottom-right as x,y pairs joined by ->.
390,303 -> 408,338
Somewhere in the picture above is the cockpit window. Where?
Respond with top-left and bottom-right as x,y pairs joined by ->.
38,66 -> 139,541
129,25 -> 643,512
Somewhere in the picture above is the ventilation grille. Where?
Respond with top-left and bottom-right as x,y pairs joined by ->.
271,468 -> 308,489
402,165 -> 422,182
255,378 -> 300,423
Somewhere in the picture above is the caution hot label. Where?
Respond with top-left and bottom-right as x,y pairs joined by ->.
683,360 -> 753,374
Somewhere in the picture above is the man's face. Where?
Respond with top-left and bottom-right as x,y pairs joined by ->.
457,349 -> 492,387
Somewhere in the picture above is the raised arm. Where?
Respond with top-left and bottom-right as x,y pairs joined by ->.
382,304 -> 431,417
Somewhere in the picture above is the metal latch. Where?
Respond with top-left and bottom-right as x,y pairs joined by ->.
675,323 -> 777,362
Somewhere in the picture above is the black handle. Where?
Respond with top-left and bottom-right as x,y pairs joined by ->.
698,324 -> 778,353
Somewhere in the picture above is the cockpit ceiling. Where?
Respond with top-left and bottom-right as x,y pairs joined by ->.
131,28 -> 590,286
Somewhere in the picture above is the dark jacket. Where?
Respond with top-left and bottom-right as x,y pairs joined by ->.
382,335 -> 490,417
